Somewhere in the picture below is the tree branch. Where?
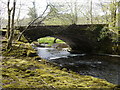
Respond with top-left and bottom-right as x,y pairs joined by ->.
17,5 -> 50,41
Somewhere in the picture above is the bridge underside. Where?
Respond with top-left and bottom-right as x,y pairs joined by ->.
17,24 -> 113,54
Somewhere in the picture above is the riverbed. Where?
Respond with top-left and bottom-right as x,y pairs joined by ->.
36,47 -> 120,85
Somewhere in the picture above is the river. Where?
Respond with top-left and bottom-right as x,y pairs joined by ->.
36,47 -> 120,85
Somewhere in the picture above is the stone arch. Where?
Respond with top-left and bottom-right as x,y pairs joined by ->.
23,28 -> 97,53
17,24 -> 110,54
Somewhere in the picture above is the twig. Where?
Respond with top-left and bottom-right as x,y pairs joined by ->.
17,5 -> 49,41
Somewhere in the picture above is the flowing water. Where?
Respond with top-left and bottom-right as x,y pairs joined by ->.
36,47 -> 120,85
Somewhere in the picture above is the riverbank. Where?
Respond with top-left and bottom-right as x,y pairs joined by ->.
1,39 -> 117,89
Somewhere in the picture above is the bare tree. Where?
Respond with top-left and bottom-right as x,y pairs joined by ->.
17,5 -> 50,41
16,1 -> 22,26
7,0 -> 12,38
118,1 -> 120,30
99,0 -> 110,23
27,1 -> 38,22
7,0 -> 16,49
110,0 -> 117,27
65,1 -> 79,24
46,1 -> 81,25
117,1 -> 120,45
90,0 -> 93,24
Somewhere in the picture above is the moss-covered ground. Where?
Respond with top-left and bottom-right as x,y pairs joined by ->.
1,39 -> 117,89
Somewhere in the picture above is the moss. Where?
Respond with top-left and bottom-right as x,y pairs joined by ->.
2,40 -> 116,89
2,58 -> 115,88
2,42 -> 37,57
41,74 -> 56,83
27,50 -> 37,57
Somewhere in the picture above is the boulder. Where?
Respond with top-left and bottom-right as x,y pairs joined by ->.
52,43 -> 69,49
27,50 -> 37,57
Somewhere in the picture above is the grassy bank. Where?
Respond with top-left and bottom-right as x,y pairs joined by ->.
38,37 -> 65,46
1,39 -> 116,89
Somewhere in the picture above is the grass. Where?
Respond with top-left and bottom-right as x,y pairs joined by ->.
38,37 -> 65,46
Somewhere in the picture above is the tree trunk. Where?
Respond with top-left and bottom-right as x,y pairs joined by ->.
118,1 -> 120,45
111,0 -> 117,27
7,0 -> 16,49
7,0 -> 11,38
111,9 -> 116,27
53,38 -> 57,43
90,0 -> 93,24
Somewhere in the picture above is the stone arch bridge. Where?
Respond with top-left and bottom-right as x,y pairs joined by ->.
16,24 -> 113,54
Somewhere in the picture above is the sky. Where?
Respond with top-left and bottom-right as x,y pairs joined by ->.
0,0 -> 117,19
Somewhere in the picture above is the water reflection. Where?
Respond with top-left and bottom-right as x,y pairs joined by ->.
37,47 -> 85,60
37,47 -> 70,60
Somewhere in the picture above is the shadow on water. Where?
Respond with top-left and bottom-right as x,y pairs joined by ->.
36,47 -> 120,85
